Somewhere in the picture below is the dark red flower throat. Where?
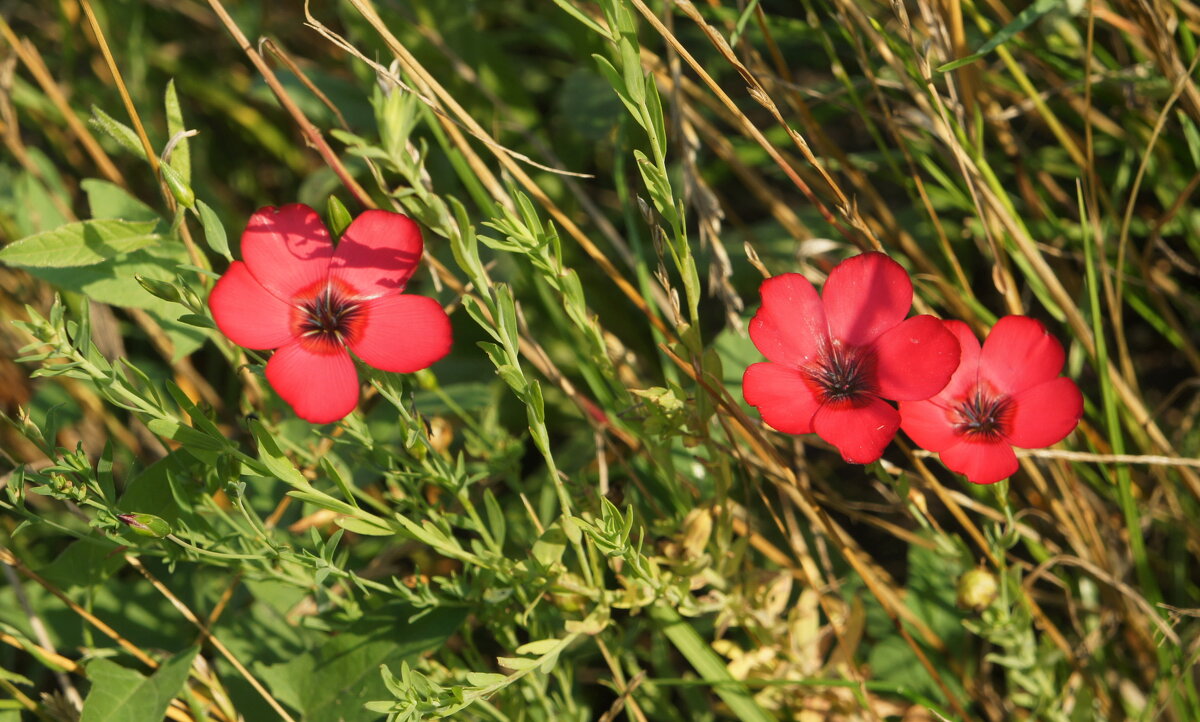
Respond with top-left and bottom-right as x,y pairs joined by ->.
953,388 -> 1012,440
805,343 -> 877,406
295,282 -> 364,351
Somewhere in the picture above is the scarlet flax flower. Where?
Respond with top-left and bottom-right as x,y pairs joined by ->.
899,316 -> 1083,484
743,253 -> 961,463
209,204 -> 451,423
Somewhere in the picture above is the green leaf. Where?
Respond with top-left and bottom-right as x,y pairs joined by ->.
647,603 -> 778,722
514,639 -> 560,656
89,106 -> 144,158
83,179 -> 160,222
260,605 -> 466,722
335,516 -> 396,536
164,80 -> 191,184
17,242 -> 206,359
196,200 -> 232,261
496,656 -> 540,671
80,647 -> 198,722
937,0 -> 1063,72
37,539 -> 127,591
145,418 -> 227,452
248,419 -> 310,488
0,219 -> 159,268
464,672 -> 507,687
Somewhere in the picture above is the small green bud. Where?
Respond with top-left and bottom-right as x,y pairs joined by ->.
160,163 -> 195,209
134,275 -> 182,304
957,568 -> 999,611
118,512 -> 171,538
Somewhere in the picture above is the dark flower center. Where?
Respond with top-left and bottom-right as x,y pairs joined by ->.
296,285 -> 362,349
953,389 -> 1013,440
805,343 -> 877,405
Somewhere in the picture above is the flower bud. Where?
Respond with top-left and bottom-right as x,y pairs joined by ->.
135,275 -> 182,304
117,512 -> 171,538
956,568 -> 999,611
160,163 -> 195,209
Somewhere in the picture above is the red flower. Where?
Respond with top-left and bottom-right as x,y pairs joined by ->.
209,204 -> 452,423
899,316 -> 1083,484
743,253 -> 961,463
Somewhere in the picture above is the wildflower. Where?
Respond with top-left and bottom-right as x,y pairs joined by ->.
743,253 -> 960,463
899,316 -> 1083,484
209,204 -> 451,423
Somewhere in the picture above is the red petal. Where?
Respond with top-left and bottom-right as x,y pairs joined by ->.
347,294 -> 452,373
812,397 -> 900,464
980,316 -> 1065,396
265,341 -> 359,423
208,262 -> 295,350
330,210 -> 423,299
939,438 -> 1018,485
241,204 -> 334,301
748,273 -> 829,367
1006,377 -> 1083,449
899,399 -> 960,453
933,320 -> 982,404
742,362 -> 822,435
822,252 -> 912,347
872,315 -> 961,401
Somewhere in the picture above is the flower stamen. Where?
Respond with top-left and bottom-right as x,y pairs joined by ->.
297,286 -> 363,347
806,344 -> 877,405
953,389 -> 1013,440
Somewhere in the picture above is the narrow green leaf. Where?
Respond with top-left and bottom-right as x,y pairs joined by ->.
89,106 -> 144,158
144,418 -> 227,452
196,200 -> 232,261
164,80 -> 191,183
648,603 -> 778,722
514,639 -> 560,656
496,656 -> 540,671
248,419 -> 310,488
936,0 -> 1063,72
0,219 -> 159,268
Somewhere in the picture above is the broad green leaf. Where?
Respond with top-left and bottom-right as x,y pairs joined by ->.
17,243 -> 205,359
0,219 -> 158,268
13,169 -> 70,236
119,451 -> 196,524
83,179 -> 160,222
80,647 -> 198,722
260,605 -> 466,722
37,539 -> 127,591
